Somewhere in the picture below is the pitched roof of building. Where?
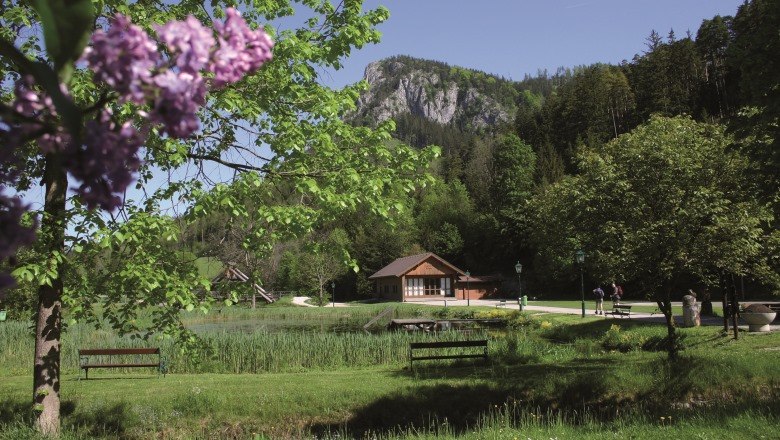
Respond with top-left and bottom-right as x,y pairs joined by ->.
368,252 -> 466,279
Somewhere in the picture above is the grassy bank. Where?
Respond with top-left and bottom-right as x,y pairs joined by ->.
1,304 -> 778,439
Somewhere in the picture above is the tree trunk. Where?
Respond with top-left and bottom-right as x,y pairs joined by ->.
33,155 -> 67,436
730,274 -> 739,340
657,290 -> 677,360
722,288 -> 729,332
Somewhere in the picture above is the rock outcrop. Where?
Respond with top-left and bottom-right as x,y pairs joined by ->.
353,56 -> 516,130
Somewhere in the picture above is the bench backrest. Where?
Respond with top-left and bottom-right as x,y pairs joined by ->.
79,348 -> 159,356
410,340 -> 487,349
614,305 -> 631,309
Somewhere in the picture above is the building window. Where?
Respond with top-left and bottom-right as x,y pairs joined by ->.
405,277 -> 451,296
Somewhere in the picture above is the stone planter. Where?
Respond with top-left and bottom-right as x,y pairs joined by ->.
740,311 -> 777,332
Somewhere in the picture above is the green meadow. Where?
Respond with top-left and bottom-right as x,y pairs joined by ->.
1,303 -> 778,439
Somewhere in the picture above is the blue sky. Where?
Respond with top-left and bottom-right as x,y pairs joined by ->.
321,0 -> 745,88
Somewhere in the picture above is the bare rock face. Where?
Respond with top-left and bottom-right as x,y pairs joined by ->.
355,58 -> 513,130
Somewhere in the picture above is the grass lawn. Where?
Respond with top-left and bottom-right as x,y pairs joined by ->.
1,304 -> 778,439
1,358 -> 777,439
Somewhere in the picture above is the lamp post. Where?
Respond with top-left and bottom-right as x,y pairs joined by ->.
465,271 -> 470,307
514,261 -> 523,311
331,281 -> 335,308
576,249 -> 585,318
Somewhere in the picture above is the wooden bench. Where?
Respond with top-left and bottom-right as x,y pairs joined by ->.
496,300 -> 506,308
409,340 -> 488,369
78,348 -> 166,379
607,304 -> 632,318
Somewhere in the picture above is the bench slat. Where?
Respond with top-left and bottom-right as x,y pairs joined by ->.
78,347 -> 165,379
79,348 -> 159,356
411,354 -> 486,361
409,340 -> 488,368
410,340 -> 487,349
81,363 -> 159,369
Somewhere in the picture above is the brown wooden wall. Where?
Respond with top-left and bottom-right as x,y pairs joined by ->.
455,282 -> 499,300
407,258 -> 457,277
375,278 -> 403,301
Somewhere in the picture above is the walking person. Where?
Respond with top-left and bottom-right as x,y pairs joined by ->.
593,285 -> 605,315
611,282 -> 623,305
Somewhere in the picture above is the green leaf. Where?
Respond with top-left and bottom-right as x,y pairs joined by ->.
28,0 -> 95,81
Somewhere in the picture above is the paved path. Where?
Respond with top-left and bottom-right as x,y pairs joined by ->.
401,298 -> 779,330
291,296 -> 350,308
291,296 -> 778,330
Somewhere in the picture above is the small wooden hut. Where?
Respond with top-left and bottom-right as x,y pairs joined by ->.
369,252 -> 500,301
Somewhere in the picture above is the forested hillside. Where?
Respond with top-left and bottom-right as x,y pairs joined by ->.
137,0 -> 780,301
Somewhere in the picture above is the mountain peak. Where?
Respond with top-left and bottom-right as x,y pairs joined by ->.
353,56 -> 518,131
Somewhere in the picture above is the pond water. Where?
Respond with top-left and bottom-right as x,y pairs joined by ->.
187,316 -> 507,335
187,317 -> 369,334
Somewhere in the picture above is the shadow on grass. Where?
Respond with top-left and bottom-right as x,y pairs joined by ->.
64,402 -> 131,437
0,396 -> 128,437
312,361 -> 619,438
0,399 -> 33,425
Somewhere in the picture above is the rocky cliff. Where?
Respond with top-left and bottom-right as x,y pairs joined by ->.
353,56 -> 518,131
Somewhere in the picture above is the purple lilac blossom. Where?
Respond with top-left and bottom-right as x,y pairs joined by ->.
148,70 -> 206,138
0,193 -> 34,261
10,77 -> 70,154
210,8 -> 274,88
63,109 -> 144,211
83,15 -> 159,105
155,16 -> 216,74
0,189 -> 36,290
0,273 -> 15,292
12,76 -> 49,116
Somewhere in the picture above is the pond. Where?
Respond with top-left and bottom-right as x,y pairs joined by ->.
188,316 -> 507,335
187,316 -> 369,334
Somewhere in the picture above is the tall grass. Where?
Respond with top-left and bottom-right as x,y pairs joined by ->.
1,318 -> 510,375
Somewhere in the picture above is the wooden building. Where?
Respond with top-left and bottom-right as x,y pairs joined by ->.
369,252 -> 500,301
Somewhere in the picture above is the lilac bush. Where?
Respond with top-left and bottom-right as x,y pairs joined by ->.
155,16 -> 215,74
83,14 -> 160,105
211,8 -> 274,87
0,8 -> 273,287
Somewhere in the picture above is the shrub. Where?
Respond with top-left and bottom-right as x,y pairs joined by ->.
507,312 -> 541,329
601,324 -> 648,352
431,307 -> 452,319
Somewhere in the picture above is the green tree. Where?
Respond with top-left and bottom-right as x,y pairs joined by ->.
489,134 -> 536,255
416,179 -> 474,264
727,0 -> 780,209
630,32 -> 703,119
547,64 -> 636,169
531,116 -> 779,357
1,1 -> 436,433
695,15 -> 734,119
281,228 -> 351,305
